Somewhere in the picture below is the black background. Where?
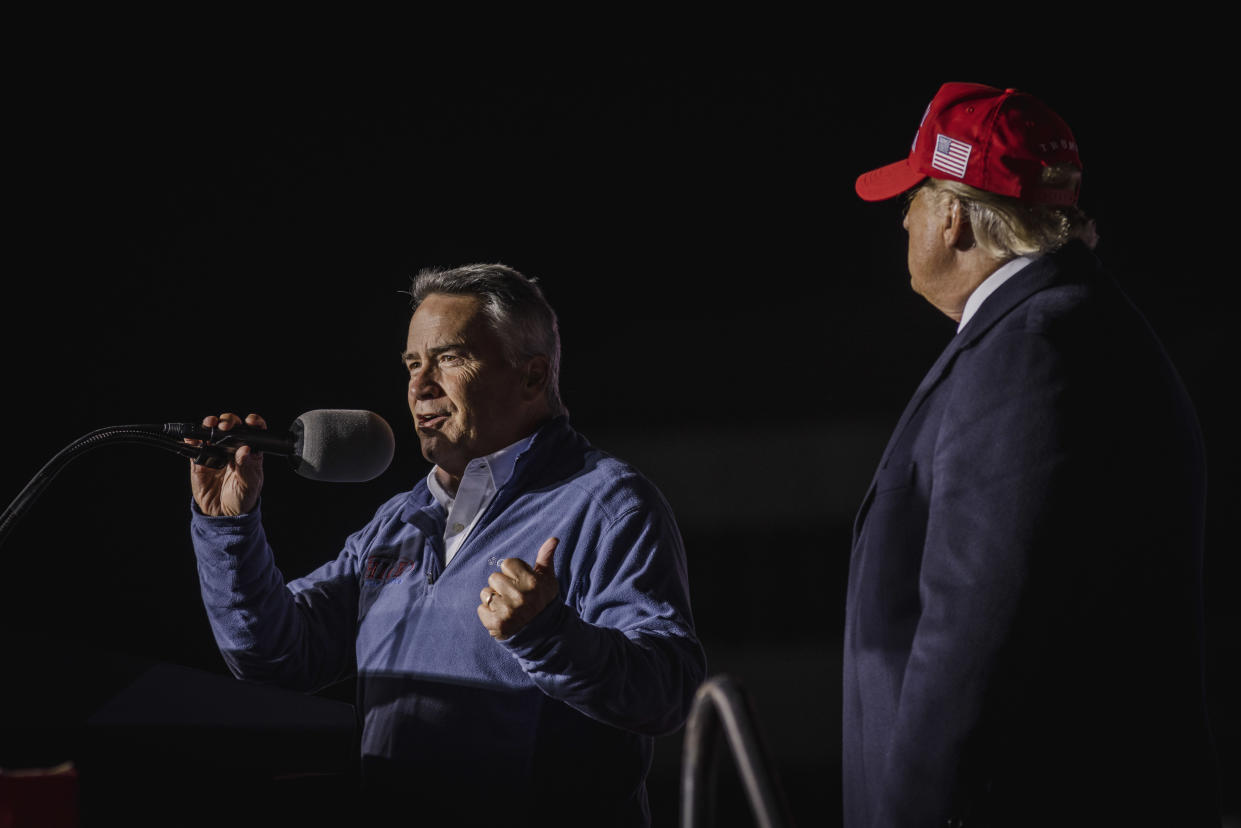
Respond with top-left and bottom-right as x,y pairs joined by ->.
2,34 -> 1236,826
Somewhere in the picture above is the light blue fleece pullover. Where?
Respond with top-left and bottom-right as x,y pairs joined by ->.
190,417 -> 705,823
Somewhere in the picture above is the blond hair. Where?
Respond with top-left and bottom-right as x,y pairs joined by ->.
920,165 -> 1098,260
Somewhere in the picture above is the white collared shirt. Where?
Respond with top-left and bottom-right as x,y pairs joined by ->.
426,434 -> 534,566
958,255 -> 1039,332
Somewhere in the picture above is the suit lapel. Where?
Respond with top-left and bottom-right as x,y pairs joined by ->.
849,248 -> 1085,548
850,333 -> 965,546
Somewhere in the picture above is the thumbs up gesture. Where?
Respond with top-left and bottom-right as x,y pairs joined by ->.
477,537 -> 561,640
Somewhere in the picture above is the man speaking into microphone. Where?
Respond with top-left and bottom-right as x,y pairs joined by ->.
188,263 -> 705,826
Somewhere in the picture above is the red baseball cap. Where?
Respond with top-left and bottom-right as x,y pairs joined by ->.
855,82 -> 1083,205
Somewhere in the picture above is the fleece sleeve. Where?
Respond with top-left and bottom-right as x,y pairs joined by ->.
496,498 -> 707,736
190,501 -> 361,693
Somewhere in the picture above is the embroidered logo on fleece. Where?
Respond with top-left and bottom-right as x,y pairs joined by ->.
363,555 -> 419,585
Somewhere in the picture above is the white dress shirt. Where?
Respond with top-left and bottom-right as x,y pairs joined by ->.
958,255 -> 1038,332
426,434 -> 535,566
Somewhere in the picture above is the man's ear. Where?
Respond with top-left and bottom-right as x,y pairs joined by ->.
943,197 -> 976,251
521,355 -> 550,401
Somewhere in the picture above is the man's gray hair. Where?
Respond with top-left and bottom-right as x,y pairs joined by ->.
920,164 -> 1098,260
408,263 -> 567,416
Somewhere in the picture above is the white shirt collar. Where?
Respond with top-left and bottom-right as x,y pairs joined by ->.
958,255 -> 1038,332
426,433 -> 535,511
426,433 -> 536,566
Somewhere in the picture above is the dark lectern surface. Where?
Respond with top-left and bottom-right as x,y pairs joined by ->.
1,629 -> 359,827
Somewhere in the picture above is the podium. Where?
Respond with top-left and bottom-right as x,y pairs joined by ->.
1,630 -> 358,827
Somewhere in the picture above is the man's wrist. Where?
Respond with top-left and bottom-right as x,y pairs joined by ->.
499,598 -> 569,655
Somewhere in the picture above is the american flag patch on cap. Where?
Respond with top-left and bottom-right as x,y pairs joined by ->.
931,134 -> 971,178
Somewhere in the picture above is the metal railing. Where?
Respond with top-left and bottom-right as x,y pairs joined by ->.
680,674 -> 795,828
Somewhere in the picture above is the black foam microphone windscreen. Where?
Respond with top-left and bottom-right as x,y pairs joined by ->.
290,409 -> 395,482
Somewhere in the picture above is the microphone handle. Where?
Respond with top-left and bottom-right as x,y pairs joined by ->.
162,422 -> 297,456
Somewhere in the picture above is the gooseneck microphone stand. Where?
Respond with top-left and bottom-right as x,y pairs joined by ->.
0,424 -> 232,551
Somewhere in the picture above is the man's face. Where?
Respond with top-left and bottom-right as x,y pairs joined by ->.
404,293 -> 529,478
903,185 -> 952,303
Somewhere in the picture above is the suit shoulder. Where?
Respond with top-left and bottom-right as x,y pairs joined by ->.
1021,280 -> 1095,328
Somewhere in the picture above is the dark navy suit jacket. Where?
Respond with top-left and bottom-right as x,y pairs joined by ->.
843,242 -> 1220,827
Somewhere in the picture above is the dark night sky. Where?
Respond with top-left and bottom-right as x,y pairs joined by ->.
2,37 -> 1236,824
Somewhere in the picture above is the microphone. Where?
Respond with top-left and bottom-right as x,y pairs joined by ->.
165,409 -> 396,483
0,410 -> 398,550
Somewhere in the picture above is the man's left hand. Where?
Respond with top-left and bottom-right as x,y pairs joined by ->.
478,537 -> 560,640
